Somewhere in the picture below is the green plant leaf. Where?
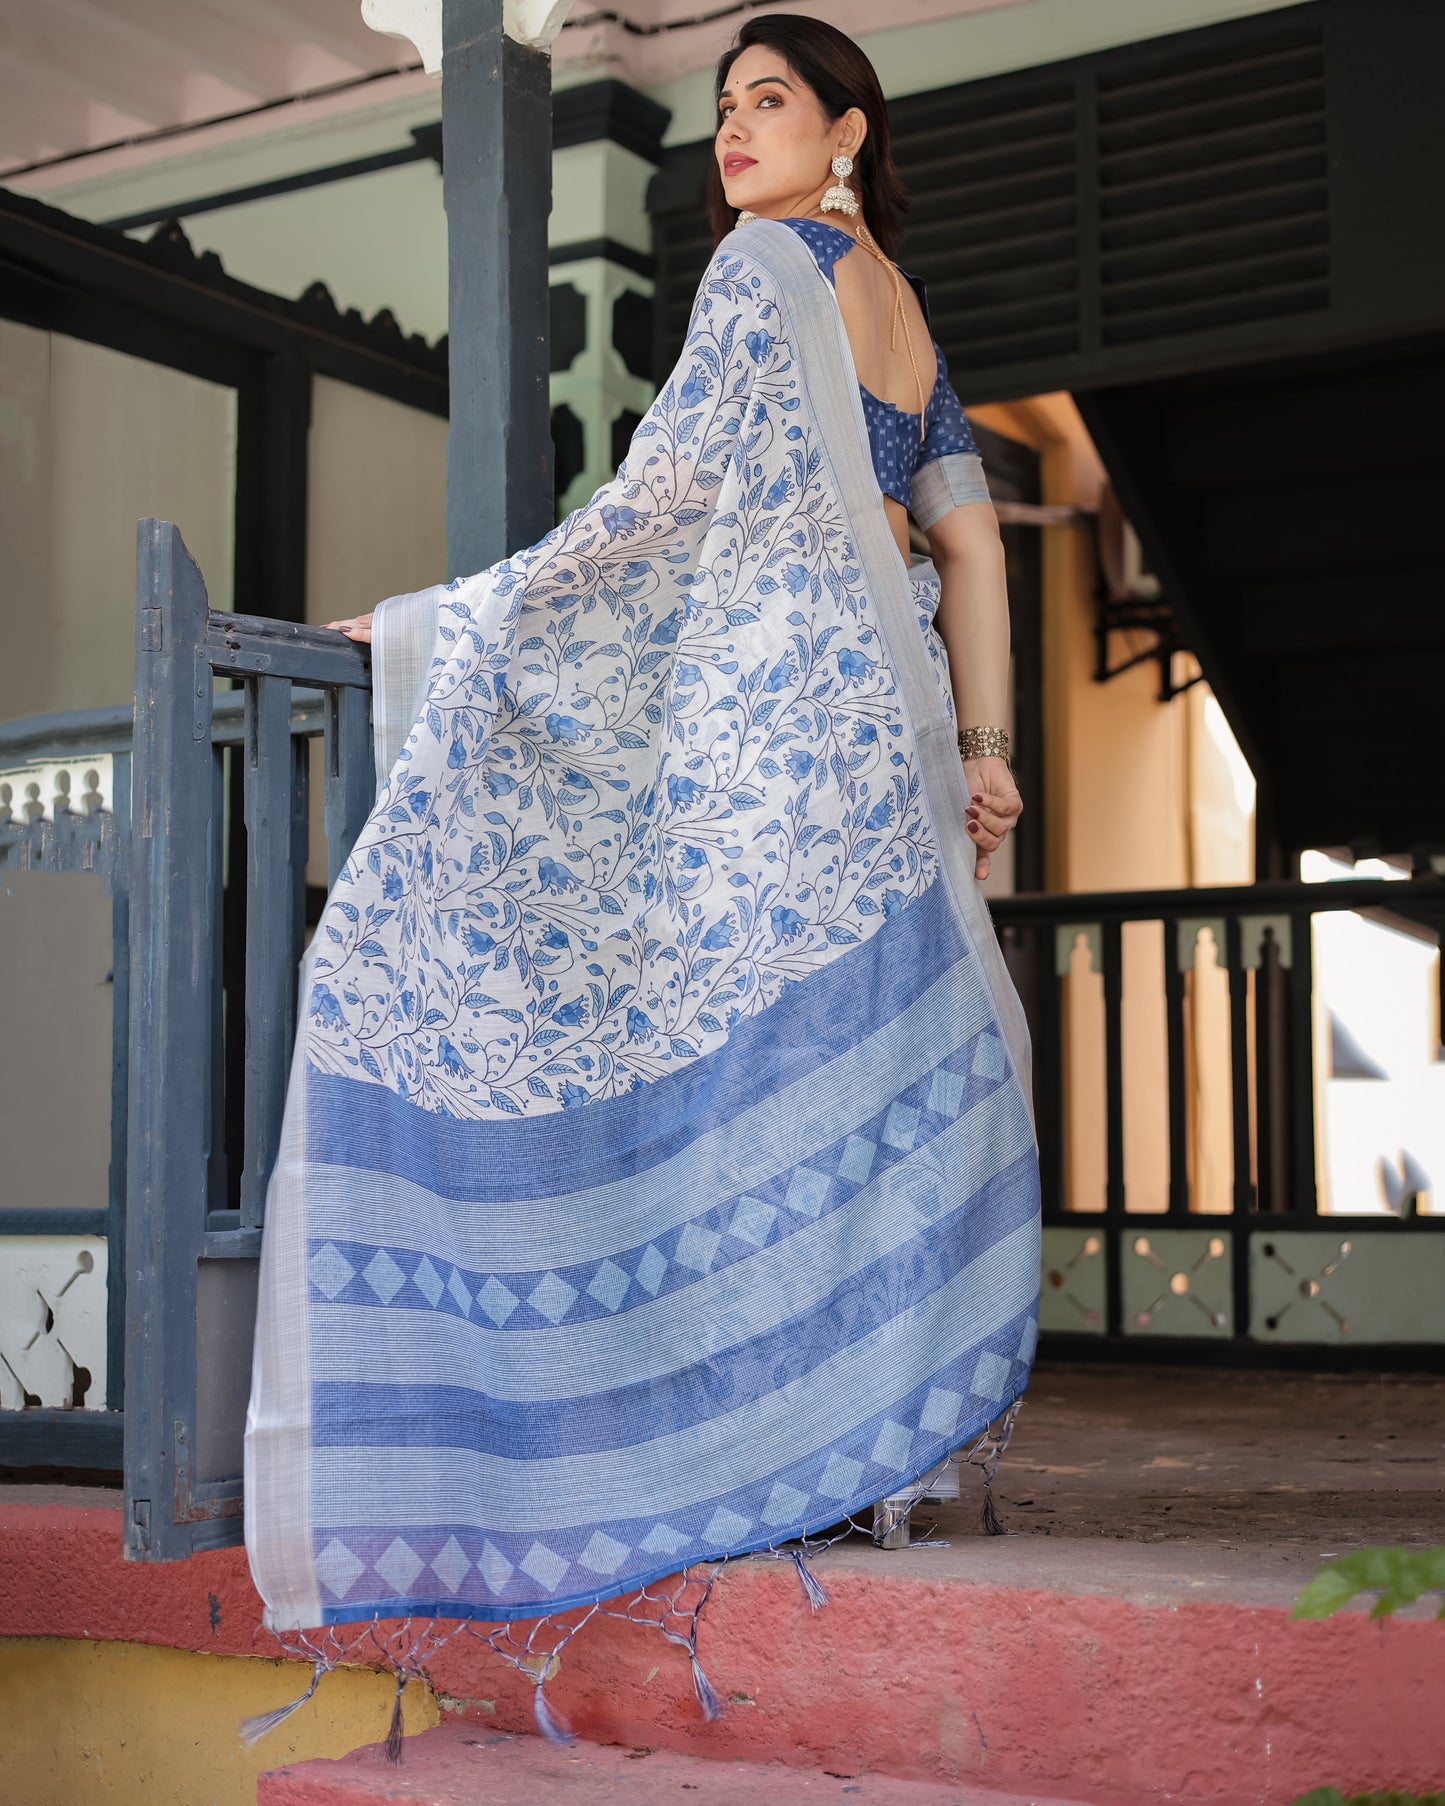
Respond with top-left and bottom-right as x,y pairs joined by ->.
1290,1792 -> 1445,1806
1290,1547 -> 1445,1622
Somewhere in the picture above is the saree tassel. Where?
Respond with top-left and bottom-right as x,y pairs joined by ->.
383,1676 -> 407,1765
238,1659 -> 326,1747
792,1549 -> 830,1611
980,1478 -> 1005,1537
690,1653 -> 725,1722
533,1683 -> 575,1746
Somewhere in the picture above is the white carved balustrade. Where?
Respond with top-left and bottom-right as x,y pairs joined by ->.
0,755 -> 114,827
0,1240 -> 109,1411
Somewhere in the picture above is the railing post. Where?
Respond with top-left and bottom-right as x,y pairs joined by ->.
1163,917 -> 1191,1217
106,756 -> 132,1410
1254,928 -> 1289,1212
1034,927 -> 1064,1216
239,677 -> 304,1228
1288,909 -> 1320,1215
125,520 -> 215,1558
324,686 -> 373,887
1224,916 -> 1256,1214
1102,918 -> 1126,1217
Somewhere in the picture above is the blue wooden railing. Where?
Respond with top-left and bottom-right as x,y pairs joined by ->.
123,520 -> 372,1556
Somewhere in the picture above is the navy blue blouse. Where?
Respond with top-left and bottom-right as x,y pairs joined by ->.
779,217 -> 985,525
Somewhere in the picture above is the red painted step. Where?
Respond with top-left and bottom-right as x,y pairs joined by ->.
258,1724 -> 1101,1805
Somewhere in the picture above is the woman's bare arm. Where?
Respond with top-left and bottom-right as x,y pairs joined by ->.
924,500 -> 1021,881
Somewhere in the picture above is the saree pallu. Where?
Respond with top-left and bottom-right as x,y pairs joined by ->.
245,220 -> 1041,1648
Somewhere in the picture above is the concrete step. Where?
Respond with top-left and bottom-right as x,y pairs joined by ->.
9,1365 -> 1445,1805
258,1724 -> 1101,1805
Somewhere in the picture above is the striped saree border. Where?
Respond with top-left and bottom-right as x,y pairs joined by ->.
302,867 -> 965,1201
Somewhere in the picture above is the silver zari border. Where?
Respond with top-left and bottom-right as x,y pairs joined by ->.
734,221 -> 1036,1127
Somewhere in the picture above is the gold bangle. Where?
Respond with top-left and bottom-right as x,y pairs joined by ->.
957,725 -> 1011,763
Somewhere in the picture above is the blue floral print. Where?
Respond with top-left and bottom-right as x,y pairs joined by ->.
305,239 -> 950,1117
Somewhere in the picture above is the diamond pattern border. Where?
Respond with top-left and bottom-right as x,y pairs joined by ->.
309,1307 -> 1037,1624
305,1026 -> 1013,1336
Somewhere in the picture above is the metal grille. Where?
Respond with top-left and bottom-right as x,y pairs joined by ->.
896,71 -> 1079,372
1095,14 -> 1329,345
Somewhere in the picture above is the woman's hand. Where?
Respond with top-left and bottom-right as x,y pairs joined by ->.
322,613 -> 374,643
961,753 -> 1021,882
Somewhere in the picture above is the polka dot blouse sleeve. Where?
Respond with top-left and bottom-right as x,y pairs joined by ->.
910,341 -> 991,532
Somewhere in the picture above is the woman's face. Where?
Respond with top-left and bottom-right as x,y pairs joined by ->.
715,43 -> 866,220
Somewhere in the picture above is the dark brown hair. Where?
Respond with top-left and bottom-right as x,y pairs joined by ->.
708,15 -> 909,258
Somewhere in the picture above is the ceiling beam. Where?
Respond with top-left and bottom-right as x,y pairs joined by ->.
0,87 -> 91,169
30,0 -> 282,100
0,43 -> 168,131
189,0 -> 386,75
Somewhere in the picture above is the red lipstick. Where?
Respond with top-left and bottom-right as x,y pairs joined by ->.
724,154 -> 757,177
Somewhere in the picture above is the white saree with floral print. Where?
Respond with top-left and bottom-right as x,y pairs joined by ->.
244,218 -> 1040,1730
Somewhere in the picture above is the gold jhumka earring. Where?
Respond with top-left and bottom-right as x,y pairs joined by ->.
819,153 -> 859,217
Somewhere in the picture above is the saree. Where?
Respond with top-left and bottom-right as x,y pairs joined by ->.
244,219 -> 1040,1701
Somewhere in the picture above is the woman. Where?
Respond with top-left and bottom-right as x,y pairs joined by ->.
246,13 -> 1041,1740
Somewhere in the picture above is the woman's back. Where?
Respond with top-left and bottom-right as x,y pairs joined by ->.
831,232 -> 937,415
773,216 -> 983,555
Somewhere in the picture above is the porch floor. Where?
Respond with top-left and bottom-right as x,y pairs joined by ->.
838,1359 -> 1445,1608
5,1359 -> 1444,1592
